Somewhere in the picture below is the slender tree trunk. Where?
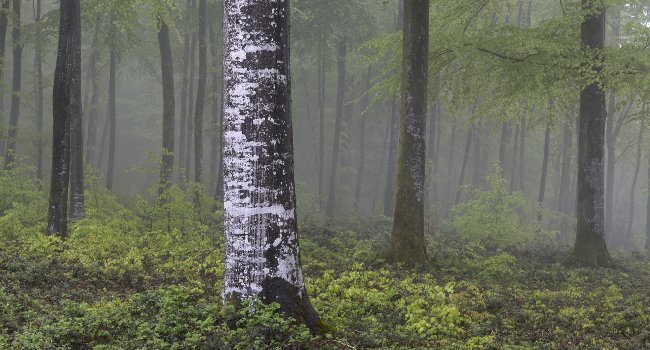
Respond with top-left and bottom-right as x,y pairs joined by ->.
86,19 -> 101,167
317,42 -> 325,203
222,0 -> 321,330
34,0 -> 43,185
69,33 -> 85,220
572,0 -> 611,266
193,0 -> 207,184
185,29 -> 198,180
178,0 -> 191,179
510,121 -> 520,191
625,123 -> 643,247
4,0 -> 20,170
455,127 -> 472,205
605,92 -> 615,237
47,0 -> 80,237
538,123 -> 551,220
325,39 -> 346,218
208,13 -> 222,196
158,21 -> 175,192
354,65 -> 371,212
106,46 -> 116,190
518,114 -> 526,192
646,151 -> 650,250
0,1 -> 8,158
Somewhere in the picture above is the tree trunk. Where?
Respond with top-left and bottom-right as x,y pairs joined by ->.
185,29 -> 198,181
208,11 -> 222,198
106,46 -> 116,190
510,121 -> 519,191
572,0 -> 611,267
158,21 -> 175,192
605,92 -> 615,238
4,0 -> 20,170
178,0 -> 191,180
646,151 -> 650,250
0,1 -> 8,158
455,127 -> 472,205
34,0 -> 43,185
69,33 -> 85,221
47,0 -> 80,237
317,41 -> 325,203
625,123 -> 643,247
538,123 -> 551,220
325,39 -> 346,218
85,19 -> 101,168
389,0 -> 429,265
222,0 -> 321,331
193,0 -> 207,184
354,65 -> 372,213
383,97 -> 399,216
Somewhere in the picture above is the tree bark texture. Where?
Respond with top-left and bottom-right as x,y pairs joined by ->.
0,1 -> 8,158
4,0 -> 20,170
222,0 -> 320,330
85,19 -> 101,168
158,21 -> 175,192
389,0 -> 429,265
47,0 -> 80,237
193,0 -> 207,184
573,0 -> 611,266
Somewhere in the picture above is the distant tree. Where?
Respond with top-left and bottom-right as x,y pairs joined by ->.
4,0 -> 21,170
193,0 -> 206,184
222,0 -> 321,330
388,0 -> 429,265
0,1 -> 7,158
47,0 -> 81,237
572,0 -> 611,266
33,0 -> 44,185
155,5 -> 175,192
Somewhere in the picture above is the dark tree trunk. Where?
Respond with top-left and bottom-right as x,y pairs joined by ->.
383,97 -> 399,216
158,21 -> 175,192
0,1 -> 8,158
538,123 -> 551,220
625,123 -> 643,247
47,0 -> 80,237
354,65 -> 372,213
178,0 -> 191,179
222,0 -> 321,331
389,0 -> 430,265
193,0 -> 206,184
4,0 -> 21,170
69,41 -> 85,221
317,41 -> 325,203
646,151 -> 650,250
185,29 -> 198,181
572,0 -> 611,267
208,11 -> 222,198
34,0 -> 43,185
605,92 -> 615,237
455,127 -> 472,205
106,46 -> 116,190
85,19 -> 101,167
325,39 -> 346,218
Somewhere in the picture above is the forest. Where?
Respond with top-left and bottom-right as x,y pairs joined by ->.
1,0 -> 650,349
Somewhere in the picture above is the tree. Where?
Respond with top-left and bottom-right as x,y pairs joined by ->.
193,0 -> 206,184
222,0 -> 321,330
4,0 -> 21,170
33,0 -> 44,185
156,9 -> 175,192
572,0 -> 611,267
47,0 -> 81,237
388,0 -> 429,265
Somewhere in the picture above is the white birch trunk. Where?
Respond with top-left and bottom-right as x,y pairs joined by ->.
222,0 -> 319,329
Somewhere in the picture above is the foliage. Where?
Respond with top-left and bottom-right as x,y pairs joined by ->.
452,165 -> 555,251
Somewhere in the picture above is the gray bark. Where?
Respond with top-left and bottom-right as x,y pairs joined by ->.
4,0 -> 20,170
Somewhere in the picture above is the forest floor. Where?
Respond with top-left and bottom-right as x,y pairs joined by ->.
0,175 -> 649,349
